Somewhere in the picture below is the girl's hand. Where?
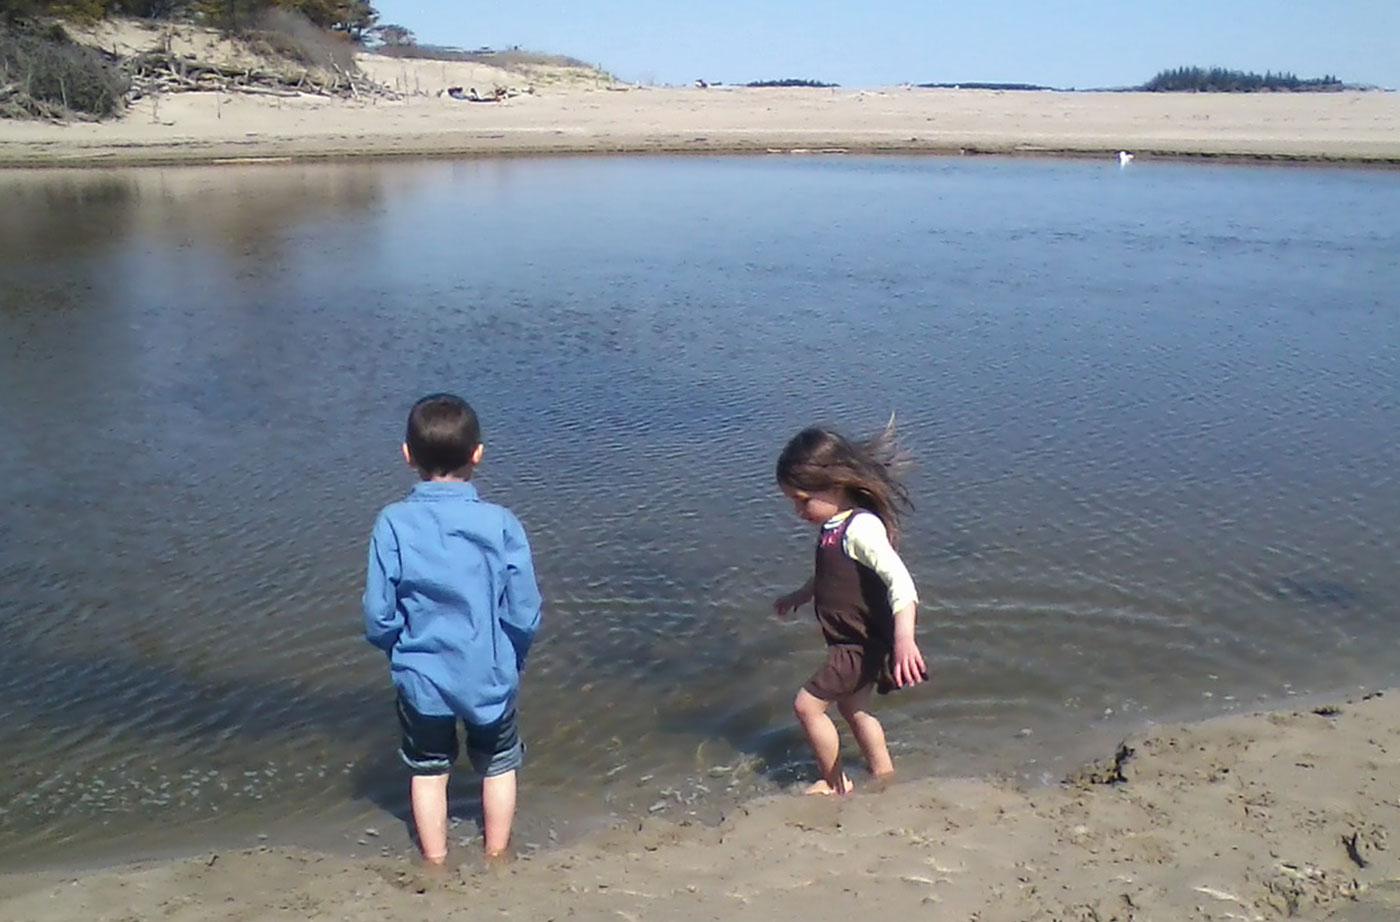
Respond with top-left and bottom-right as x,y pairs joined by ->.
773,588 -> 812,618
891,635 -> 927,687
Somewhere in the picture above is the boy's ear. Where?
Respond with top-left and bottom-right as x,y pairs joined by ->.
401,442 -> 414,467
471,443 -> 484,466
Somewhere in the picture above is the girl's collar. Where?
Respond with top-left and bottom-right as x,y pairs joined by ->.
821,509 -> 855,528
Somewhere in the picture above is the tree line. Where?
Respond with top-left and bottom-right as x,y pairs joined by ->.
2,1 -> 381,41
1142,66 -> 1343,93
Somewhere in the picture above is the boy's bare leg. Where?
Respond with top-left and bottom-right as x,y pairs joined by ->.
794,689 -> 852,794
839,686 -> 894,779
410,773 -> 450,864
481,770 -> 517,856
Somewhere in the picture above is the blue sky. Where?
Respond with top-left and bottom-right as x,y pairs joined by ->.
370,1 -> 1398,90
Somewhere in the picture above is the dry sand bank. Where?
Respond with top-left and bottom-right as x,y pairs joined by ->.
2,81 -> 1398,168
3,689 -> 1399,922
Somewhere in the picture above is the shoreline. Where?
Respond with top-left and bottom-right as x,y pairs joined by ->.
6,137 -> 1400,171
4,687 -> 1400,921
3,86 -> 1399,170
0,675 -> 1354,880
7,144 -> 1400,173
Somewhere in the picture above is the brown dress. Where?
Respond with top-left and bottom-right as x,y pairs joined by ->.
803,511 -> 898,701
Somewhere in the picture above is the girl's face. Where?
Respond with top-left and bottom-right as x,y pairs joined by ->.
780,483 -> 849,525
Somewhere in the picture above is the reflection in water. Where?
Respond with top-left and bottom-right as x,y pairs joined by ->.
0,156 -> 1398,870
0,172 -> 137,260
0,164 -> 385,266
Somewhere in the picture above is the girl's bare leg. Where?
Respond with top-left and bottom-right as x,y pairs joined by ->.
410,773 -> 450,863
481,770 -> 517,857
794,689 -> 852,794
839,686 -> 894,778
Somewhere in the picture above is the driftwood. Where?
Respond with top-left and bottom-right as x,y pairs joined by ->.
127,49 -> 395,101
442,84 -> 525,102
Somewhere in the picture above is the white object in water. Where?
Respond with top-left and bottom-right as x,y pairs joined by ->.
1118,150 -> 1135,167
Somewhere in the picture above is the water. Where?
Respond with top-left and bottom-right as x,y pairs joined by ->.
1,155 -> 1397,870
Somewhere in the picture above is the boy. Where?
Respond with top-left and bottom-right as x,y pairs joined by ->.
363,393 -> 542,863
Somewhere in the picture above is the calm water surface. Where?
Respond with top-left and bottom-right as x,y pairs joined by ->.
1,155 -> 1397,869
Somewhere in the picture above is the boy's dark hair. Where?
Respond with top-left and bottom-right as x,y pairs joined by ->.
405,393 -> 481,477
776,419 -> 912,544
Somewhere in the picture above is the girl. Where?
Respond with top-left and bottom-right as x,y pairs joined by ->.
773,423 -> 927,795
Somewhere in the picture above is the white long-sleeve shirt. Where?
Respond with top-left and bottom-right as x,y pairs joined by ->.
821,510 -> 918,613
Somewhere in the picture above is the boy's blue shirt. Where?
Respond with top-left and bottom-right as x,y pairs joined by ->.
363,480 -> 542,724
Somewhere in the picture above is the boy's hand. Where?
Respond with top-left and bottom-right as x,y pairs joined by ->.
772,588 -> 812,618
891,635 -> 927,688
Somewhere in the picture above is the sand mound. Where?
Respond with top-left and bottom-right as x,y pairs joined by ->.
357,51 -> 615,98
63,17 -> 613,102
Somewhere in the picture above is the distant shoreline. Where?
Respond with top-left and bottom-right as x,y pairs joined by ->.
4,44 -> 1400,172
4,18 -> 1397,169
4,84 -> 1399,170
5,139 -> 1400,172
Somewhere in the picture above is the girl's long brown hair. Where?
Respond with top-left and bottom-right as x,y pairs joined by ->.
775,417 -> 912,545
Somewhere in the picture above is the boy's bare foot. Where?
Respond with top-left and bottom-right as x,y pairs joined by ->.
382,857 -> 448,895
804,774 -> 854,796
418,854 -> 450,881
484,847 -> 513,874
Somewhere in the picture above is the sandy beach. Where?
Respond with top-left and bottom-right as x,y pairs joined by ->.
3,83 -> 1398,168
0,29 -> 1398,168
2,688 -> 1397,921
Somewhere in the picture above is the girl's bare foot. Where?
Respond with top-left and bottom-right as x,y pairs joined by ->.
803,774 -> 854,795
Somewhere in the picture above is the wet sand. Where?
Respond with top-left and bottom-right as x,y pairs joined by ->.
3,688 -> 1398,921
